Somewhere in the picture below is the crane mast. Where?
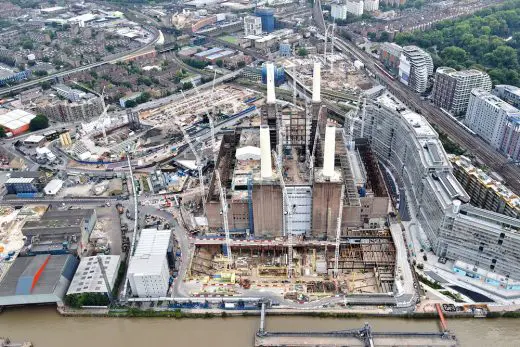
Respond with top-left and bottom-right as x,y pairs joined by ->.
272,150 -> 294,279
176,120 -> 207,216
215,169 -> 232,265
333,185 -> 345,278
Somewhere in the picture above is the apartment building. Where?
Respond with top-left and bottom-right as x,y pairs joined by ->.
346,0 -> 364,16
362,92 -> 520,282
450,155 -> 520,219
331,3 -> 348,20
432,67 -> 492,115
493,84 -> 520,109
398,46 -> 433,93
500,115 -> 520,162
464,88 -> 519,149
379,42 -> 403,75
243,15 -> 262,36
36,96 -> 104,122
364,0 -> 379,11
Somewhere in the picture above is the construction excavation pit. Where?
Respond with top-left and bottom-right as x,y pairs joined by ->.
186,235 -> 396,301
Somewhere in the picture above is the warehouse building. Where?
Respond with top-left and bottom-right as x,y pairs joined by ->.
0,254 -> 78,306
23,135 -> 45,148
0,109 -> 36,135
128,229 -> 171,298
66,255 -> 121,296
21,209 -> 97,256
4,171 -> 46,195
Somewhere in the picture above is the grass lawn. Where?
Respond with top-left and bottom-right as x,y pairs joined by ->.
219,35 -> 238,44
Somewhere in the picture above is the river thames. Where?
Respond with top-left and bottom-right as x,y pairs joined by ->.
2,307 -> 520,346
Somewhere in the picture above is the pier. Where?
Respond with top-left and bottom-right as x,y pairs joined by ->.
254,305 -> 459,347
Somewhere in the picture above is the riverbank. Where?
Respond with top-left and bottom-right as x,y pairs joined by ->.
56,306 -> 520,319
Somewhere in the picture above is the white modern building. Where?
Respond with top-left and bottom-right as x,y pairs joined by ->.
128,229 -> 171,298
398,46 -> 433,94
346,0 -> 364,17
364,0 -> 379,12
243,15 -> 262,36
465,88 -> 520,149
331,3 -> 348,20
67,255 -> 121,295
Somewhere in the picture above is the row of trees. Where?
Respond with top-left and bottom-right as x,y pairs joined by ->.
124,92 -> 151,108
395,0 -> 520,86
64,292 -> 110,308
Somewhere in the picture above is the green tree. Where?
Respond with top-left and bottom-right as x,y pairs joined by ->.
33,70 -> 48,77
29,114 -> 49,131
21,40 -> 34,49
182,81 -> 193,90
297,47 -> 308,57
0,127 -> 5,138
215,59 -> 223,68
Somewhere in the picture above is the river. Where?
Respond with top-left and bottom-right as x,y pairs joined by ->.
1,307 -> 520,346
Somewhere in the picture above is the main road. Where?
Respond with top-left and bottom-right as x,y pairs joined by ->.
333,37 -> 520,193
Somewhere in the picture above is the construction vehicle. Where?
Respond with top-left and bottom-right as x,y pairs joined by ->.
116,203 -> 124,214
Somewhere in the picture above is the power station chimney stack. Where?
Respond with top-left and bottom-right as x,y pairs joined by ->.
312,62 -> 321,104
323,124 -> 336,177
260,125 -> 272,179
266,63 -> 276,104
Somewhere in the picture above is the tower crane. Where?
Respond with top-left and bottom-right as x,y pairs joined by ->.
309,105 -> 325,183
333,185 -> 345,278
175,119 -> 207,217
215,169 -> 232,265
272,149 -> 295,279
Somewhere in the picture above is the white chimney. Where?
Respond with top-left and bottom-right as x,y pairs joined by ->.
323,124 -> 336,177
312,62 -> 321,103
266,62 -> 276,104
452,200 -> 461,214
260,125 -> 272,179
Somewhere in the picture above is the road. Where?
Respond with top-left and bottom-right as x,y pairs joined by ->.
332,37 -> 520,193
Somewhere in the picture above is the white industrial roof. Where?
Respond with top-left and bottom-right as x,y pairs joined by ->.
67,255 -> 121,295
129,229 -> 170,275
24,135 -> 45,143
68,13 -> 97,23
36,147 -> 51,155
235,146 -> 261,160
0,109 -> 36,130
44,179 -> 63,195
6,177 -> 35,184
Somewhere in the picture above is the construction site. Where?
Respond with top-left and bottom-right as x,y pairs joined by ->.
179,62 -> 397,301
